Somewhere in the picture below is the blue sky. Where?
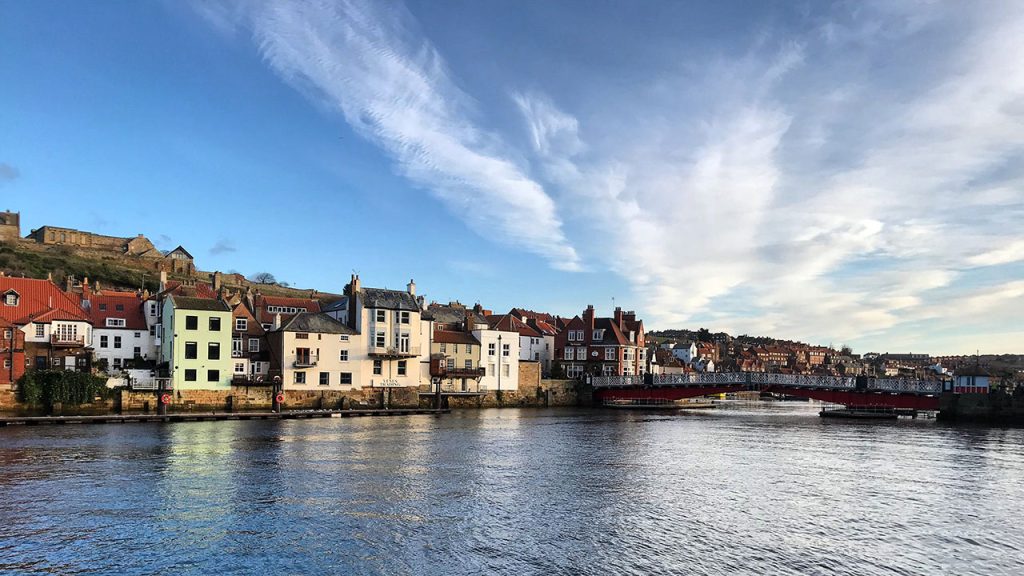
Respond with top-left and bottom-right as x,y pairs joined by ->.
2,1 -> 1022,354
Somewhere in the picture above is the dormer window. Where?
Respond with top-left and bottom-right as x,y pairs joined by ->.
593,329 -> 604,341
3,290 -> 19,307
106,318 -> 126,328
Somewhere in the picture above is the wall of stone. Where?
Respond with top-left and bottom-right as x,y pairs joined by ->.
444,379 -> 588,409
119,385 -> 421,414
939,391 -> 1024,423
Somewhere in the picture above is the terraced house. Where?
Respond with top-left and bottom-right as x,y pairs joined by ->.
159,296 -> 232,390
554,305 -> 646,378
268,312 -> 360,391
0,276 -> 93,372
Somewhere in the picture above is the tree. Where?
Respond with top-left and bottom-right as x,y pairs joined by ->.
250,272 -> 277,284
696,328 -> 712,342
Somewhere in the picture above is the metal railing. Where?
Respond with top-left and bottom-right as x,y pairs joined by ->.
368,345 -> 421,358
593,372 -> 936,394
293,355 -> 318,368
869,378 -> 942,394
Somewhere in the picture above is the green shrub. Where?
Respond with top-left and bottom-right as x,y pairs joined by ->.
17,370 -> 110,412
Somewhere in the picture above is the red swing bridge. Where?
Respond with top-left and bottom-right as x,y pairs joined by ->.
590,372 -> 942,411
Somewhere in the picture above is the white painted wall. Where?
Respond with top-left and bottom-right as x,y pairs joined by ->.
474,328 -> 520,392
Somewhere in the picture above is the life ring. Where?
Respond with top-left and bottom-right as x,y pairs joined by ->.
275,393 -> 284,404
160,394 -> 171,405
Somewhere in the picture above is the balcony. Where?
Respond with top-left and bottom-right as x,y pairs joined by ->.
368,345 -> 420,359
231,350 -> 245,358
51,335 -> 87,348
293,355 -> 318,368
432,366 -> 485,379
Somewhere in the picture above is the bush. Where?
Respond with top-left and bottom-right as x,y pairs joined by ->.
17,370 -> 110,412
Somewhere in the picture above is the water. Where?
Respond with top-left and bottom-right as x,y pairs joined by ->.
1,403 -> 1022,575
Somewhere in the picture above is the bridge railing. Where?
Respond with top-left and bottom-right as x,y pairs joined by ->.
750,373 -> 856,389
591,375 -> 645,388
868,378 -> 942,394
652,373 -> 743,386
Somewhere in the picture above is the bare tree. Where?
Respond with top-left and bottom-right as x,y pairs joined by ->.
250,272 -> 277,284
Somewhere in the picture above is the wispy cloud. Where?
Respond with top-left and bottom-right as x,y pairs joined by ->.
209,238 -> 237,255
194,0 -> 581,271
0,162 -> 19,184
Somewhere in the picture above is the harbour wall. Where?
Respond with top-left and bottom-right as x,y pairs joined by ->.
939,391 -> 1024,424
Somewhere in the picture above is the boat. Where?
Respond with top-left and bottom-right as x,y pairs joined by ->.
603,398 -> 716,410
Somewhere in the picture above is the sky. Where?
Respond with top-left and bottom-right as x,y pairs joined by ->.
1,0 -> 1023,355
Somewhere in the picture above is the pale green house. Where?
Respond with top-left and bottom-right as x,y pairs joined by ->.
161,295 -> 233,390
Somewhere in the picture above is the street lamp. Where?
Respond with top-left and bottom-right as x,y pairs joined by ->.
497,334 -> 503,405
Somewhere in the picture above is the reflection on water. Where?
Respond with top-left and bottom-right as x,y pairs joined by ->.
1,403 -> 1023,575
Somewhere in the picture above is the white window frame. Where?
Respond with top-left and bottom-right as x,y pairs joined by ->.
106,318 -> 126,328
248,338 -> 260,352
235,318 -> 247,331
339,350 -> 349,362
605,347 -> 616,361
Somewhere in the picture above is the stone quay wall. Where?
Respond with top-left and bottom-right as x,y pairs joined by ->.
119,385 -> 421,414
444,379 -> 589,409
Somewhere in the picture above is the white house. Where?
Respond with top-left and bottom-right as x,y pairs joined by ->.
672,341 -> 697,364
269,312 -> 361,390
472,327 -> 520,393
84,290 -> 158,373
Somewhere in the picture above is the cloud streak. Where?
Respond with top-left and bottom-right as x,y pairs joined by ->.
196,0 -> 581,271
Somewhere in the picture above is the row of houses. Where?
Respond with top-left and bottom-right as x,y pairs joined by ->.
0,272 -> 650,395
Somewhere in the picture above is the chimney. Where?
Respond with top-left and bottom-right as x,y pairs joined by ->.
407,278 -> 416,296
614,306 -> 624,331
272,313 -> 282,331
212,271 -> 222,292
159,270 -> 167,292
584,305 -> 595,332
345,274 -> 360,332
465,309 -> 475,333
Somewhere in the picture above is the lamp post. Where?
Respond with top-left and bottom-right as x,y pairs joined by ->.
272,374 -> 282,413
497,334 -> 503,405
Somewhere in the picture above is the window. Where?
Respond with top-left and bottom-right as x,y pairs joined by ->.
453,344 -> 459,354
3,292 -> 18,306
376,310 -> 386,322
465,344 -> 473,355
593,329 -> 603,340
488,343 -> 496,356
603,365 -> 616,376
262,323 -> 272,331
185,369 -> 197,381
502,344 -> 510,357
319,372 -> 330,386
399,311 -> 410,324
209,317 -> 221,331
295,347 -> 312,365
234,363 -> 245,374
465,359 -> 473,369
605,348 -> 616,361
446,358 -> 455,370
340,372 -> 353,386
565,347 -> 574,360
3,329 -> 11,340
208,342 -> 220,360
235,318 -> 247,331
114,336 -> 122,349
99,303 -> 107,311
149,326 -> 156,336
133,346 -> 141,357
339,350 -> 348,361
115,304 -> 124,311
35,324 -> 44,338
373,360 -> 382,375
100,335 -> 108,348
488,363 -> 495,376
339,335 -> 349,341
295,333 -> 309,339
134,332 -> 141,338
398,360 -> 407,376
2,359 -> 9,369
294,371 -> 306,384
566,365 -> 583,378
503,364 -> 510,377
185,316 -> 198,330
248,338 -> 259,352
233,339 -> 243,353
578,347 -> 587,359
185,342 -> 197,359
375,331 -> 385,348
440,343 -> 447,353
106,318 -> 126,328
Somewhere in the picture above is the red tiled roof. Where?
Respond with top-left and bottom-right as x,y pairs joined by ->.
253,295 -> 322,323
486,314 -> 542,338
87,293 -> 147,330
0,277 -> 91,325
159,281 -> 217,300
433,330 -> 480,345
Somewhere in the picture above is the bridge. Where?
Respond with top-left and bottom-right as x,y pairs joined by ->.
591,372 -> 942,411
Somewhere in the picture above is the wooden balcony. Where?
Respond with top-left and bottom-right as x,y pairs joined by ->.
432,366 -> 485,379
51,335 -> 87,348
368,345 -> 420,359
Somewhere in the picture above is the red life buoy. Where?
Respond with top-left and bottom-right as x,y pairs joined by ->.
275,393 -> 284,404
160,394 -> 171,405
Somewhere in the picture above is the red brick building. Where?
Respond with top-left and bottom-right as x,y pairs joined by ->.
555,305 -> 645,378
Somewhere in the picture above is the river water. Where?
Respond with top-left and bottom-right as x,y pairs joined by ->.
1,403 -> 1022,575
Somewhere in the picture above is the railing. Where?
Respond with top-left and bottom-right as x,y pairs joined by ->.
293,356 -> 318,368
231,350 -> 245,358
368,345 -> 421,358
869,378 -> 942,394
51,335 -> 87,347
594,372 -> 935,394
434,367 -> 486,379
131,377 -> 170,391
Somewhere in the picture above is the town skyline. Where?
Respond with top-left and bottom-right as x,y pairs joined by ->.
2,1 -> 1023,355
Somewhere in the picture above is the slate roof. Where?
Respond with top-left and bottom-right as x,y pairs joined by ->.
280,312 -> 356,335
172,296 -> 230,312
362,288 -> 419,311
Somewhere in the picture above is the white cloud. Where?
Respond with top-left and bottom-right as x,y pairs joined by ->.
967,240 -> 1024,267
194,0 -> 582,271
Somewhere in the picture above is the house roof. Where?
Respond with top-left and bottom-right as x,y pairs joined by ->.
165,246 -> 193,260
0,277 -> 91,325
158,280 -> 217,300
87,293 -> 147,330
486,314 -> 542,338
361,288 -> 419,311
433,330 -> 480,345
171,296 -> 230,312
231,303 -> 265,336
280,312 -> 356,335
252,294 -> 322,324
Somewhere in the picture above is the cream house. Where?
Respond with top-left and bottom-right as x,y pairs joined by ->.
268,312 -> 361,390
